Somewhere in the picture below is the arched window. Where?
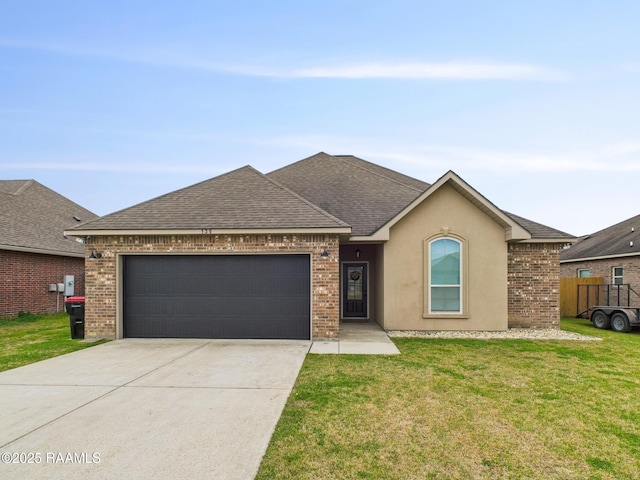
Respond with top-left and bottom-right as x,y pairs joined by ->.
429,238 -> 462,313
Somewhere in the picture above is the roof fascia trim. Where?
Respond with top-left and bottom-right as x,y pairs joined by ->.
65,227 -> 352,237
0,244 -> 84,258
560,251 -> 640,263
510,238 -> 577,244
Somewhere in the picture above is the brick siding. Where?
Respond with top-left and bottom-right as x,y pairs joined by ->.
0,250 -> 85,318
560,257 -> 640,295
84,233 -> 340,339
508,243 -> 561,328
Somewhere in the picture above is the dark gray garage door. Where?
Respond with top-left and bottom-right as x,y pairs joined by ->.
123,254 -> 310,339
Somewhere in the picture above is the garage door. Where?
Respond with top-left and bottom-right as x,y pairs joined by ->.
123,254 -> 310,339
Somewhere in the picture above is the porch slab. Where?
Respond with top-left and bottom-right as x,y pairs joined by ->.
310,321 -> 400,355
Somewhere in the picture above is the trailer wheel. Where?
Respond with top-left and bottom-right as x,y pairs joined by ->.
611,312 -> 632,333
592,311 -> 610,330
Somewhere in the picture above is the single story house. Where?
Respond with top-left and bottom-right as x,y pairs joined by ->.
0,180 -> 97,317
66,152 -> 574,340
560,213 -> 640,299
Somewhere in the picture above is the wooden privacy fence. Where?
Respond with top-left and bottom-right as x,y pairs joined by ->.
560,277 -> 603,317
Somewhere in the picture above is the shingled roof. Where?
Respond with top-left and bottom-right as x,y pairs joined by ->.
561,213 -> 640,262
67,152 -> 573,242
269,153 -> 573,241
504,211 -> 574,240
70,166 -> 350,233
268,152 -> 429,236
0,180 -> 97,256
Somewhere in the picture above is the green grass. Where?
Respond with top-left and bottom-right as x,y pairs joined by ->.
257,318 -> 640,479
0,312 -> 107,372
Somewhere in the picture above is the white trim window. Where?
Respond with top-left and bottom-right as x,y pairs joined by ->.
578,269 -> 591,278
613,267 -> 624,285
429,238 -> 462,313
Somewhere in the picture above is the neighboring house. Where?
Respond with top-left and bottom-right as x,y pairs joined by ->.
65,152 -> 574,340
0,180 -> 98,318
560,213 -> 640,296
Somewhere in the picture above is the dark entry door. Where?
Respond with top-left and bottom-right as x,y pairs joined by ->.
342,263 -> 368,318
123,254 -> 310,339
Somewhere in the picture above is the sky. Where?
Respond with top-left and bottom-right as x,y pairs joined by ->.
1,1 -> 639,237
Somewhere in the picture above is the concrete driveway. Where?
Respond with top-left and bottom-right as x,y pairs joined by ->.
0,339 -> 310,479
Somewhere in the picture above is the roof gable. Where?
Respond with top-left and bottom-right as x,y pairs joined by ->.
269,153 -> 573,242
0,180 -> 97,256
363,170 -> 533,242
561,213 -> 640,262
267,152 -> 428,236
65,152 -> 573,242
70,166 -> 350,234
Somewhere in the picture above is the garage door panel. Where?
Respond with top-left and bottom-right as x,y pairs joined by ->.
123,255 -> 310,339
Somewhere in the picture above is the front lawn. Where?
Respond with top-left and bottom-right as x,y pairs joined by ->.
257,318 -> 640,479
0,312 -> 107,372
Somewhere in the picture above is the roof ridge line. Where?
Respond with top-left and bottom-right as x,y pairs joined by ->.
13,180 -> 34,195
336,155 -> 426,193
0,179 -> 34,196
258,167 -> 351,228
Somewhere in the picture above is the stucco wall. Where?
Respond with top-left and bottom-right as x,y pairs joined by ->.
0,250 -> 85,318
380,184 -> 509,331
84,233 -> 340,339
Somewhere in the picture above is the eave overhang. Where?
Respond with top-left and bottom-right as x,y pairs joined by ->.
0,244 -> 85,258
64,227 -> 353,237
560,251 -> 640,263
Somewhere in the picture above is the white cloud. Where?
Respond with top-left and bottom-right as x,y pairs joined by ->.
0,160 -> 225,175
375,146 -> 640,173
260,135 -> 640,173
277,63 -> 563,81
600,142 -> 640,157
0,38 -> 564,81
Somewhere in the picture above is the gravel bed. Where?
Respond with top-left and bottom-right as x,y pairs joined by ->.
387,328 -> 601,341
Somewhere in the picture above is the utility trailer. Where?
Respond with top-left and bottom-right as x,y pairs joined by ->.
590,307 -> 639,333
577,283 -> 640,333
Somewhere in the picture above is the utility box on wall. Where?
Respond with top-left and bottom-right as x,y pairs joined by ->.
63,275 -> 75,296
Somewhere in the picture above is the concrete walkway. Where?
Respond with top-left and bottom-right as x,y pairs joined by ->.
310,321 -> 400,354
0,339 -> 309,480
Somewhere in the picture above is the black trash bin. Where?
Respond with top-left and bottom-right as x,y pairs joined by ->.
64,296 -> 85,339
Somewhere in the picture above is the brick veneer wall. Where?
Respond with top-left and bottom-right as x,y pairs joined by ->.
84,233 -> 340,339
0,250 -> 85,318
560,257 -> 640,293
508,243 -> 561,328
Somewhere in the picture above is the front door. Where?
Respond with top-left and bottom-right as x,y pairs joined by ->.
342,263 -> 368,318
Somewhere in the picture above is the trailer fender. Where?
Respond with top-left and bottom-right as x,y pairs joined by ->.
618,309 -> 639,326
